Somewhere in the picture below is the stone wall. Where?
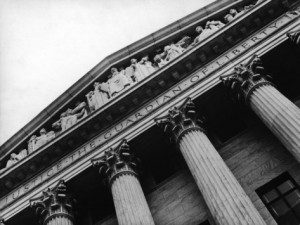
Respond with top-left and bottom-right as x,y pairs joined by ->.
98,123 -> 300,225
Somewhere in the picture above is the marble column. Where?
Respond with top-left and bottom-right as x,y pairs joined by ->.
155,98 -> 266,225
30,180 -> 75,225
92,140 -> 155,225
222,55 -> 300,162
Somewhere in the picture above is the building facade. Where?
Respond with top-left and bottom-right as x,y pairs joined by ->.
0,0 -> 300,224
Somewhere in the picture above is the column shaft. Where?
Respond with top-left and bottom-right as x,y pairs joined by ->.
179,130 -> 266,225
111,173 -> 155,225
250,85 -> 300,161
46,216 -> 73,225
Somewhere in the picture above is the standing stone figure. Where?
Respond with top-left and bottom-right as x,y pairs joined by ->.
139,56 -> 156,77
52,102 -> 88,132
108,67 -> 131,97
124,64 -> 137,83
86,82 -> 110,112
131,59 -> 148,82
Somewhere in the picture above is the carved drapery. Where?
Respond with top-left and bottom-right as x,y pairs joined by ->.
92,140 -> 155,225
156,98 -> 266,225
222,55 -> 300,162
30,180 -> 75,225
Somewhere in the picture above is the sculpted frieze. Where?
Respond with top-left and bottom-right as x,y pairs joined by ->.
0,1 -> 264,175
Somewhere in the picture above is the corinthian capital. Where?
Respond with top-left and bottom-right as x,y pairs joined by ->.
30,180 -> 74,224
155,98 -> 205,143
287,30 -> 300,46
91,140 -> 138,185
221,55 -> 273,103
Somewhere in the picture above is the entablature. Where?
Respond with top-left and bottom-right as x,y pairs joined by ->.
0,0 -> 294,197
1,5 -> 300,220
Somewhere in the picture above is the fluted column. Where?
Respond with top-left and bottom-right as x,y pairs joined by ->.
222,55 -> 300,162
30,180 -> 75,225
155,98 -> 266,225
92,140 -> 155,225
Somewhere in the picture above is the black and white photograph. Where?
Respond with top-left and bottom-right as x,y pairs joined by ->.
0,0 -> 300,224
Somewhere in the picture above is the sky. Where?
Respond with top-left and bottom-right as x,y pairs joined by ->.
0,0 -> 215,146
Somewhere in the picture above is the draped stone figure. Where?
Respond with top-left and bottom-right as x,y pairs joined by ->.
2,148 -> 28,171
28,129 -> 55,154
15,149 -> 28,161
224,13 -> 234,23
86,91 -> 96,112
52,102 -> 88,132
139,56 -> 156,77
124,64 -> 137,83
130,59 -> 149,82
6,153 -> 19,168
108,67 -> 131,97
153,54 -> 167,68
164,44 -> 183,62
176,36 -> 192,49
86,82 -> 110,112
192,25 -> 215,46
206,20 -> 225,30
229,8 -> 244,18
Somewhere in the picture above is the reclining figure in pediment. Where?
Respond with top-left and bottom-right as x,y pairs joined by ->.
0,149 -> 28,173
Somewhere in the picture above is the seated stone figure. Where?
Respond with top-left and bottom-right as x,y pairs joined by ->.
224,13 -> 235,23
176,36 -> 192,49
86,82 -> 110,112
108,67 -> 131,97
28,128 -> 55,154
164,44 -> 183,62
153,54 -> 167,68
